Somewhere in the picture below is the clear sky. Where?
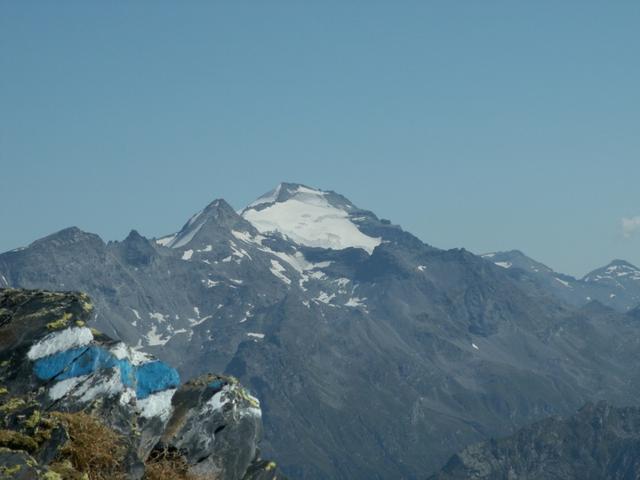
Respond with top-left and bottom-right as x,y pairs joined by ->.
1,1 -> 638,277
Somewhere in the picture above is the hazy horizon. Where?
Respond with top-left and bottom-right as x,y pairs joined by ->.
1,2 -> 638,277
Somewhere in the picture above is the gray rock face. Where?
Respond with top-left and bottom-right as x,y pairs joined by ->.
2,183 -> 640,478
481,251 -> 640,312
429,402 -> 640,480
0,288 -> 282,479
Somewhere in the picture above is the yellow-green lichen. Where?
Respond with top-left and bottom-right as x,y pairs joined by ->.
24,410 -> 41,429
0,464 -> 22,475
265,461 -> 277,471
0,387 -> 8,395
0,397 -> 26,413
0,429 -> 38,452
42,471 -> 63,480
0,360 -> 9,368
47,312 -> 73,330
75,320 -> 85,327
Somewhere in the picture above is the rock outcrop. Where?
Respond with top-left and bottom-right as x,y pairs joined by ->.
0,288 -> 283,479
429,402 -> 640,480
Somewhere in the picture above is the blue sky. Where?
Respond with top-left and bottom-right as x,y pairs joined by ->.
1,1 -> 638,277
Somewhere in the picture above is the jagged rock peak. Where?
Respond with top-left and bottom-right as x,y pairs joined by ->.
156,197 -> 254,250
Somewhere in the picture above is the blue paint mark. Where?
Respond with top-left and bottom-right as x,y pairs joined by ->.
33,347 -> 87,381
208,379 -> 225,391
56,346 -> 114,381
32,345 -> 180,399
135,361 -> 180,399
118,358 -> 135,388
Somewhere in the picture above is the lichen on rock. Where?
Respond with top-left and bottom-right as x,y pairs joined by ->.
0,288 -> 284,480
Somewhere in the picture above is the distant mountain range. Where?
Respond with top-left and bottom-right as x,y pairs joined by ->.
481,250 -> 640,312
2,182 -> 640,479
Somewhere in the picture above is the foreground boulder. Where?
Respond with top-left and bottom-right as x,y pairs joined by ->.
0,288 -> 283,479
429,402 -> 640,480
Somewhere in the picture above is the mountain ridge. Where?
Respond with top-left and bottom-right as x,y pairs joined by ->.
3,184 -> 640,478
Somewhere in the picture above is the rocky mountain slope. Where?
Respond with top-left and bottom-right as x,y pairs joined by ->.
481,250 -> 640,312
0,288 -> 282,479
428,402 -> 640,480
2,183 -> 640,478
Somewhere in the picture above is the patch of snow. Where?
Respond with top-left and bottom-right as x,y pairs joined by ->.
230,241 -> 251,261
482,253 -> 496,258
229,278 -> 244,285
345,297 -> 367,308
137,388 -> 176,421
270,260 -> 291,285
417,265 -> 426,272
247,332 -> 265,339
188,315 -> 211,327
146,324 -> 170,346
231,230 -> 267,245
307,271 -> 326,280
28,327 -> 94,361
243,186 -> 381,254
0,274 -> 8,286
149,312 -> 168,323
169,221 -> 205,249
314,292 -> 335,304
108,342 -> 152,365
494,261 -> 512,269
182,249 -> 194,261
472,343 -> 479,350
131,308 -> 141,320
193,307 -> 200,318
554,277 -> 571,288
203,279 -> 221,288
156,234 -> 176,247
246,184 -> 282,209
187,210 -> 203,228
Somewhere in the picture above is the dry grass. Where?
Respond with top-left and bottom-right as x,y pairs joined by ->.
51,411 -> 126,480
144,447 -> 211,480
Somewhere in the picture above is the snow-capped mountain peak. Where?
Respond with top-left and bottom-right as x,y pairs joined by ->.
241,183 -> 381,254
156,198 -> 250,249
583,259 -> 640,282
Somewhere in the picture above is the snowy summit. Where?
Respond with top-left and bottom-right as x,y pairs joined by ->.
241,183 -> 381,254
